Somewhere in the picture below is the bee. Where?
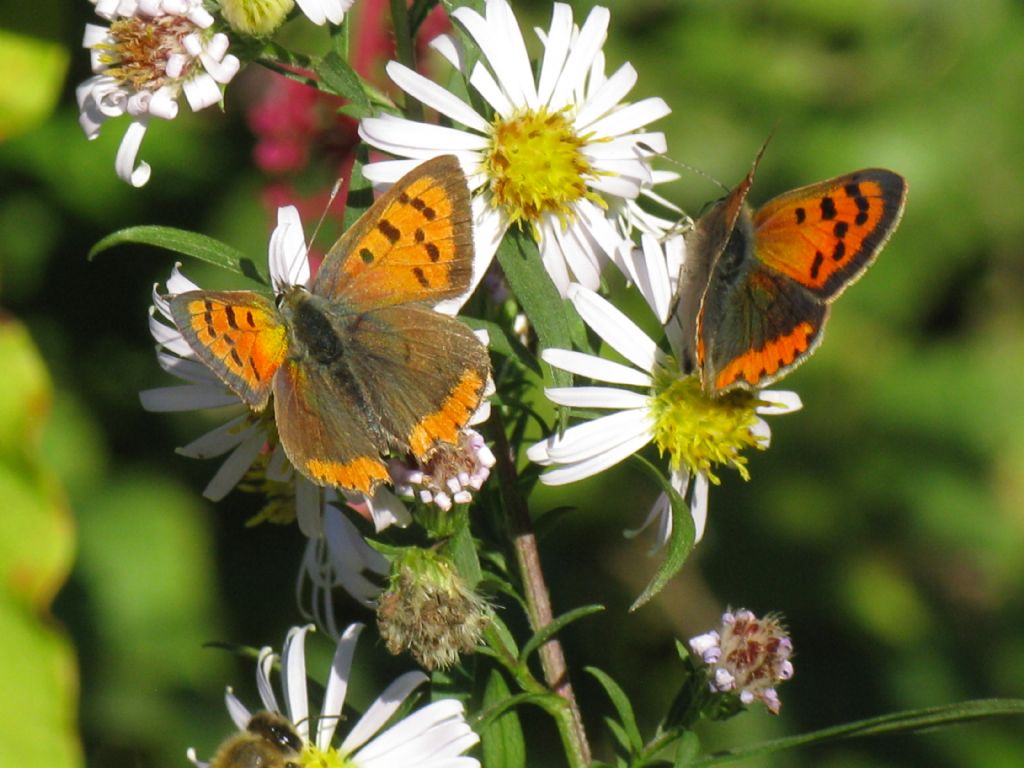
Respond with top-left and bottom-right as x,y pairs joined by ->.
208,710 -> 303,768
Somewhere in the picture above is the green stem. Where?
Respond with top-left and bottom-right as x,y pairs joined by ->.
491,412 -> 592,767
389,0 -> 425,121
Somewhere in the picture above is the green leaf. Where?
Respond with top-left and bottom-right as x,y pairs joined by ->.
317,51 -> 372,117
496,230 -> 574,389
519,604 -> 604,664
628,455 -> 695,612
88,226 -> 269,286
0,31 -> 68,140
688,699 -> 1024,766
464,317 -> 542,376
0,321 -> 79,768
446,517 -> 483,588
480,669 -> 527,768
586,667 -> 643,754
672,731 -> 701,767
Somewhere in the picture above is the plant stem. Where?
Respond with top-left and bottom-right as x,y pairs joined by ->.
492,412 -> 592,767
389,0 -> 424,122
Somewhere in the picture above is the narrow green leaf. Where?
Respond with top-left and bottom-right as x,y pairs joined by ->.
463,317 -> 542,376
485,614 -> 520,660
88,226 -> 269,285
519,604 -> 604,664
480,670 -> 527,768
318,51 -> 372,116
496,229 -> 573,388
628,455 -> 695,612
689,699 -> 1024,766
586,667 -> 643,753
446,518 -> 482,588
604,718 -> 633,754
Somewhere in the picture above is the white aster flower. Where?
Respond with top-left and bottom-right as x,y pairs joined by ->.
359,0 -> 671,299
527,283 -> 802,548
78,0 -> 240,187
189,624 -> 480,768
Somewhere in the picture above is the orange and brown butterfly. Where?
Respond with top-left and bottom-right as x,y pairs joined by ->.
676,146 -> 907,395
168,155 -> 492,494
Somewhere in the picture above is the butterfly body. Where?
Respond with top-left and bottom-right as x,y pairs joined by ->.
170,156 -> 490,494
679,151 -> 907,395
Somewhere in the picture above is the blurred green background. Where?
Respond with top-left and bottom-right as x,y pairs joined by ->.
2,0 -> 1023,766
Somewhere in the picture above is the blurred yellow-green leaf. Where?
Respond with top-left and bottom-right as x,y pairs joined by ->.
0,30 -> 68,141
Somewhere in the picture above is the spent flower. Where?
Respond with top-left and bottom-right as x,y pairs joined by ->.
377,548 -> 491,670
689,609 -> 794,715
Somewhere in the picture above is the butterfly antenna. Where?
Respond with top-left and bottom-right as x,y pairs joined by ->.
309,178 -> 345,246
637,140 -> 728,194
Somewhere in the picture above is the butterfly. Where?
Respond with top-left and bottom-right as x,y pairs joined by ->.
169,155 -> 491,494
676,146 -> 907,395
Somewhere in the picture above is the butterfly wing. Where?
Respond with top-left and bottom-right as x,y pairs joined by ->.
273,360 -> 391,494
697,257 -> 828,393
311,155 -> 475,310
169,291 -> 288,409
751,169 -> 907,299
677,152 -> 763,376
338,304 -> 491,460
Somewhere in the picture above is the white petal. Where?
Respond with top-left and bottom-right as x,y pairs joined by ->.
176,413 -> 251,458
453,2 -> 536,110
139,384 -> 239,411
574,62 -> 637,131
255,647 -> 280,713
281,625 -> 313,742
182,73 -> 221,112
541,348 -> 652,386
115,119 -> 151,187
531,408 -> 651,465
539,426 -> 653,485
317,623 -> 364,750
199,428 -> 265,500
548,6 -> 609,109
544,385 -> 650,410
541,218 -> 602,291
323,506 -> 389,575
225,688 -> 252,731
757,390 -> 803,415
295,478 -> 322,537
429,33 -> 462,69
587,97 -> 671,140
269,205 -> 310,291
386,62 -> 490,133
340,670 -> 429,754
294,0 -> 325,24
691,471 -> 709,542
467,60 -> 513,117
354,700 -> 476,764
536,3 -> 573,106
567,284 -> 662,372
359,116 -> 487,154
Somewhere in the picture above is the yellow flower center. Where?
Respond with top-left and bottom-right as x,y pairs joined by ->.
102,15 -> 197,90
484,108 -> 604,228
301,743 -> 347,768
649,366 -> 766,484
